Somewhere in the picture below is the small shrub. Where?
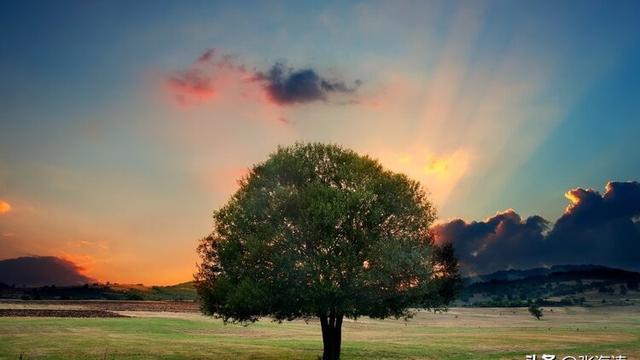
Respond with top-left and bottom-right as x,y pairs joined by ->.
528,304 -> 543,320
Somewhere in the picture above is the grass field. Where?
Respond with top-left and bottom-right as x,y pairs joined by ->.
1,306 -> 639,359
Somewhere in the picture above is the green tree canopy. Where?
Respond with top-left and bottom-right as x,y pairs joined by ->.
196,143 -> 460,360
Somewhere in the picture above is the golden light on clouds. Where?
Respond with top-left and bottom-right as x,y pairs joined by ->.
0,200 -> 11,214
564,190 -> 581,208
421,150 -> 471,206
425,157 -> 450,175
563,188 -> 598,215
422,150 -> 471,181
378,148 -> 472,210
564,189 -> 582,214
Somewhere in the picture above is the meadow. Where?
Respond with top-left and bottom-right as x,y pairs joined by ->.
0,305 -> 638,359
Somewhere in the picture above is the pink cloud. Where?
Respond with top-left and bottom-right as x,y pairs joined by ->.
166,69 -> 216,105
164,49 -> 256,108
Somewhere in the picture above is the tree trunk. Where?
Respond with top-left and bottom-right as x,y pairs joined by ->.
320,312 -> 343,360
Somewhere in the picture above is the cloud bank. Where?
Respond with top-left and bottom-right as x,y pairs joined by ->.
432,181 -> 640,274
0,256 -> 95,287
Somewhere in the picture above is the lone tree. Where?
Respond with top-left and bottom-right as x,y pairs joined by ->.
196,143 -> 460,360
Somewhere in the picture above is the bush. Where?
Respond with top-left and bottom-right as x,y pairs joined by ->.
528,304 -> 543,320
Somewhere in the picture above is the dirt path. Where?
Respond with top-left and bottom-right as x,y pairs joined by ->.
0,309 -> 128,317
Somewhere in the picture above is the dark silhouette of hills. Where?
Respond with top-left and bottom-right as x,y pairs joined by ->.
460,264 -> 640,307
467,264 -> 630,283
0,256 -> 94,287
0,281 -> 197,301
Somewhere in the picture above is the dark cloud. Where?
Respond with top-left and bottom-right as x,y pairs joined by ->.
546,181 -> 640,271
432,210 -> 549,274
0,256 -> 95,287
433,181 -> 640,274
253,62 -> 361,105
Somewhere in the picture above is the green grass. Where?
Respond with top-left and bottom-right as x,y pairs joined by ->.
1,307 -> 639,359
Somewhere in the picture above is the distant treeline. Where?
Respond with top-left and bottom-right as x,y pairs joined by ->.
459,266 -> 640,307
0,282 -> 198,301
2,265 -> 640,307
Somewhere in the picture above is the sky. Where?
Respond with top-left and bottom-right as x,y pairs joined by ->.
1,1 -> 639,285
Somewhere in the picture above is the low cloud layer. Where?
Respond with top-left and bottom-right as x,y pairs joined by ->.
165,48 -> 359,108
432,181 -> 640,274
0,256 -> 95,287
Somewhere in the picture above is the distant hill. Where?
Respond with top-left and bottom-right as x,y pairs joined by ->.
459,265 -> 640,307
0,281 -> 198,301
466,264 -> 611,283
0,256 -> 95,287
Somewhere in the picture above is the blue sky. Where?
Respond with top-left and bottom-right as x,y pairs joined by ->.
1,1 -> 639,283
